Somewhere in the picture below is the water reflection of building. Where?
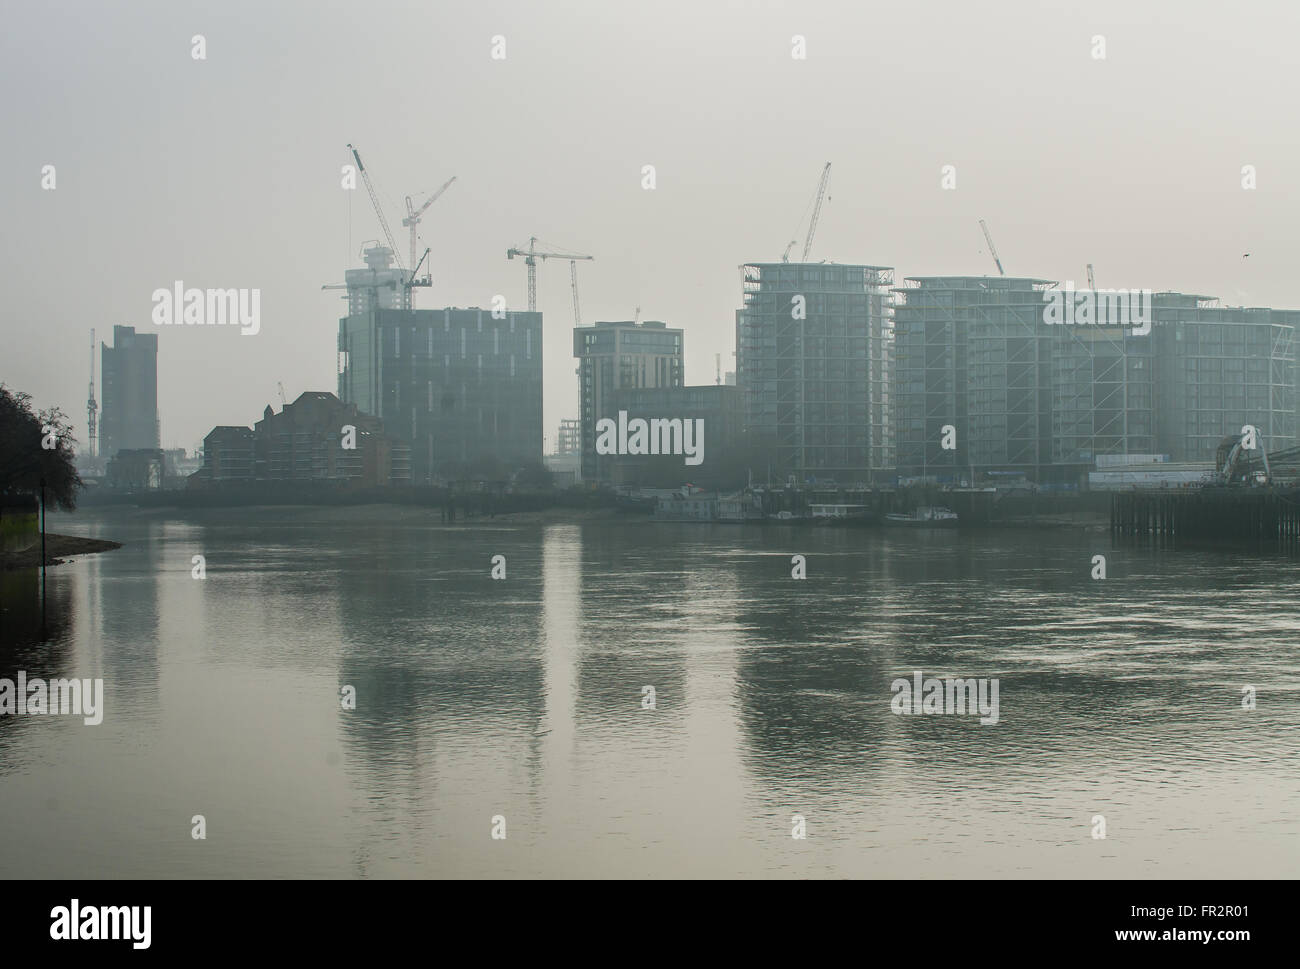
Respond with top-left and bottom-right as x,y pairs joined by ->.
96,521 -> 160,717
333,523 -> 549,865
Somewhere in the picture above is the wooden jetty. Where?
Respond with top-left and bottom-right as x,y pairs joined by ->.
1111,486 -> 1300,547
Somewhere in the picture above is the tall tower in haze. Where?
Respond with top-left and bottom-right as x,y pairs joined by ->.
100,324 -> 159,460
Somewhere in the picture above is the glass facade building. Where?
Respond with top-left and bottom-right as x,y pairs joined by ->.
893,278 -> 1300,483
735,262 -> 894,483
573,320 -> 684,482
338,307 -> 543,482
100,325 -> 160,459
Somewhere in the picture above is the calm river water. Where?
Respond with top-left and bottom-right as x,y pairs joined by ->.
1,506 -> 1297,878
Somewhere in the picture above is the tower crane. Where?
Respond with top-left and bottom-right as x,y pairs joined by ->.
979,219 -> 1006,276
87,328 -> 97,459
320,246 -> 432,308
801,162 -> 831,263
1087,263 -> 1096,290
402,176 -> 456,278
570,260 -> 582,325
506,237 -> 593,312
347,143 -> 404,273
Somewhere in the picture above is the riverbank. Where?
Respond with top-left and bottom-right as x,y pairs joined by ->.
0,534 -> 122,571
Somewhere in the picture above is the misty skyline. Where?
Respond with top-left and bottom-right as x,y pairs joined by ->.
3,0 -> 1295,451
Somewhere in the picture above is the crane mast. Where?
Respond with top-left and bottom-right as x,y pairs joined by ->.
87,328 -> 97,459
570,260 -> 582,325
506,238 -> 593,313
402,175 -> 457,277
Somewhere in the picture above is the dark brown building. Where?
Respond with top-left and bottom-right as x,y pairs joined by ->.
192,392 -> 409,489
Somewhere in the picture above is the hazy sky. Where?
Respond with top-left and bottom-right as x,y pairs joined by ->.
3,0 -> 1297,452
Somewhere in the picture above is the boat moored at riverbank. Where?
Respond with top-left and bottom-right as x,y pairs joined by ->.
884,506 -> 959,528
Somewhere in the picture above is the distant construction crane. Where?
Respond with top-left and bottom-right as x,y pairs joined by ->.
321,244 -> 432,313
1087,263 -> 1096,290
86,328 -> 97,459
345,144 -> 431,302
347,144 -> 403,272
402,175 -> 456,281
570,260 -> 582,325
979,219 -> 1006,276
277,382 -> 288,408
321,241 -> 400,310
506,237 -> 593,313
801,162 -> 832,263
781,239 -> 798,263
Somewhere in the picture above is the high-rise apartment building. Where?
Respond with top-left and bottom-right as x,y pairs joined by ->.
100,324 -> 159,459
892,277 -> 1300,483
337,306 -> 543,483
892,276 -> 1057,482
573,320 -> 683,482
1152,294 -> 1299,461
735,262 -> 894,483
555,418 -> 581,455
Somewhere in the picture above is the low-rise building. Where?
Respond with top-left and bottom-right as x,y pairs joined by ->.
200,427 -> 255,481
606,384 -> 743,489
106,449 -> 165,490
192,393 -> 409,489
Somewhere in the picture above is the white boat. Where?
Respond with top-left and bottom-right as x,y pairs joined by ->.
883,505 -> 959,528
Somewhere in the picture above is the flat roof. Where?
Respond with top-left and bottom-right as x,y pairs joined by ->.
902,275 -> 1056,284
744,262 -> 893,271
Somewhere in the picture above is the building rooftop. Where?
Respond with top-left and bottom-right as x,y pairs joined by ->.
743,262 -> 894,271
900,275 -> 1056,286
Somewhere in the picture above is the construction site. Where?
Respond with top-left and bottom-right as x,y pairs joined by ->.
326,146 -> 599,484
68,147 -> 1300,534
